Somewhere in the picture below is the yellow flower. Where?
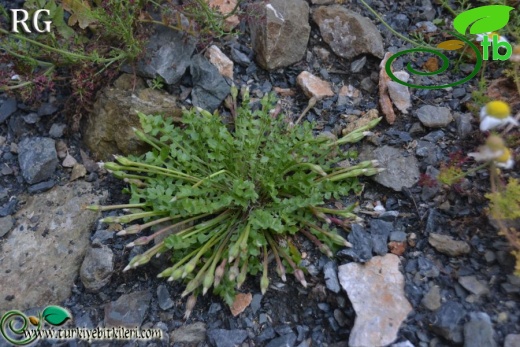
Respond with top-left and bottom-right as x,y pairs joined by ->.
480,101 -> 518,131
468,135 -> 515,169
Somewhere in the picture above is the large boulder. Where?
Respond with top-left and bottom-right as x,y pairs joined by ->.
83,75 -> 183,160
0,181 -> 107,312
249,0 -> 310,70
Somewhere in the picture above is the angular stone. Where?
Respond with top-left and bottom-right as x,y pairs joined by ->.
230,292 -> 252,316
428,233 -> 470,257
429,301 -> 465,343
104,291 -> 152,328
312,5 -> 384,59
80,244 -> 114,292
0,181 -> 107,312
207,329 -> 248,347
83,79 -> 182,160
417,105 -> 453,128
170,322 -> 206,344
130,25 -> 196,85
337,224 -> 373,263
338,254 -> 412,347
296,71 -> 334,100
463,312 -> 497,347
18,137 -> 58,184
458,276 -> 490,297
0,98 -> 17,123
0,216 -> 14,237
249,0 -> 310,70
205,45 -> 234,79
157,285 -> 174,311
323,261 -> 341,293
359,145 -> 420,192
190,54 -> 231,112
266,333 -> 297,347
387,72 -> 411,114
421,285 -> 441,311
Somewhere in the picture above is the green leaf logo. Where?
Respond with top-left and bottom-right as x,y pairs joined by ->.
42,306 -> 72,326
453,5 -> 514,35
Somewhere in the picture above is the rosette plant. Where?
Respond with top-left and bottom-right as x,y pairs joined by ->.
88,85 -> 382,316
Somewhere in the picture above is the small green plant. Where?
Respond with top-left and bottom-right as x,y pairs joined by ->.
89,86 -> 382,315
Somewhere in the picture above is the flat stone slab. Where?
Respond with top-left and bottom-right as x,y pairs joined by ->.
338,254 -> 412,347
0,181 -> 107,312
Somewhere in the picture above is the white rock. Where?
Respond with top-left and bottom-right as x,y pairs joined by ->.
338,254 -> 412,347
387,71 -> 411,114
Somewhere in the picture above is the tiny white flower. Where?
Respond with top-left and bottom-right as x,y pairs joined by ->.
479,101 -> 518,131
468,135 -> 515,169
476,32 -> 509,44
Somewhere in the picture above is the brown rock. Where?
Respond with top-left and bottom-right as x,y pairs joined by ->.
208,0 -> 239,31
312,5 -> 384,59
205,45 -> 234,79
428,233 -> 471,257
249,0 -> 310,70
230,292 -> 252,316
388,241 -> 406,256
83,80 -> 182,160
296,71 -> 334,100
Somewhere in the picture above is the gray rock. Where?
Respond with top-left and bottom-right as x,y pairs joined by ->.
337,224 -> 373,262
0,181 -> 106,312
27,179 -> 55,194
370,219 -> 393,255
351,56 -> 367,73
422,130 -> 445,143
312,5 -> 384,59
266,333 -> 297,347
170,322 -> 206,344
49,123 -> 66,138
157,284 -> 174,311
38,103 -> 58,116
0,98 -> 17,123
428,233 -> 471,257
104,291 -> 152,328
421,285 -> 441,311
0,215 -> 14,237
463,312 -> 496,347
417,105 -> 453,128
130,25 -> 196,84
251,293 -> 262,314
458,276 -> 490,297
0,198 -> 17,217
454,112 -> 473,139
504,334 -> 520,347
323,261 -> 340,293
418,257 -> 439,278
207,329 -> 248,347
249,0 -> 310,70
18,137 -> 58,184
190,54 -> 231,112
80,244 -> 114,292
230,46 -> 251,66
339,254 -> 412,347
257,326 -> 276,343
360,145 -> 420,192
22,112 -> 40,124
429,301 -> 465,343
389,231 -> 407,242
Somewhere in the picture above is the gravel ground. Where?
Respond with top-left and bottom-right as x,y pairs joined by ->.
1,0 -> 519,346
